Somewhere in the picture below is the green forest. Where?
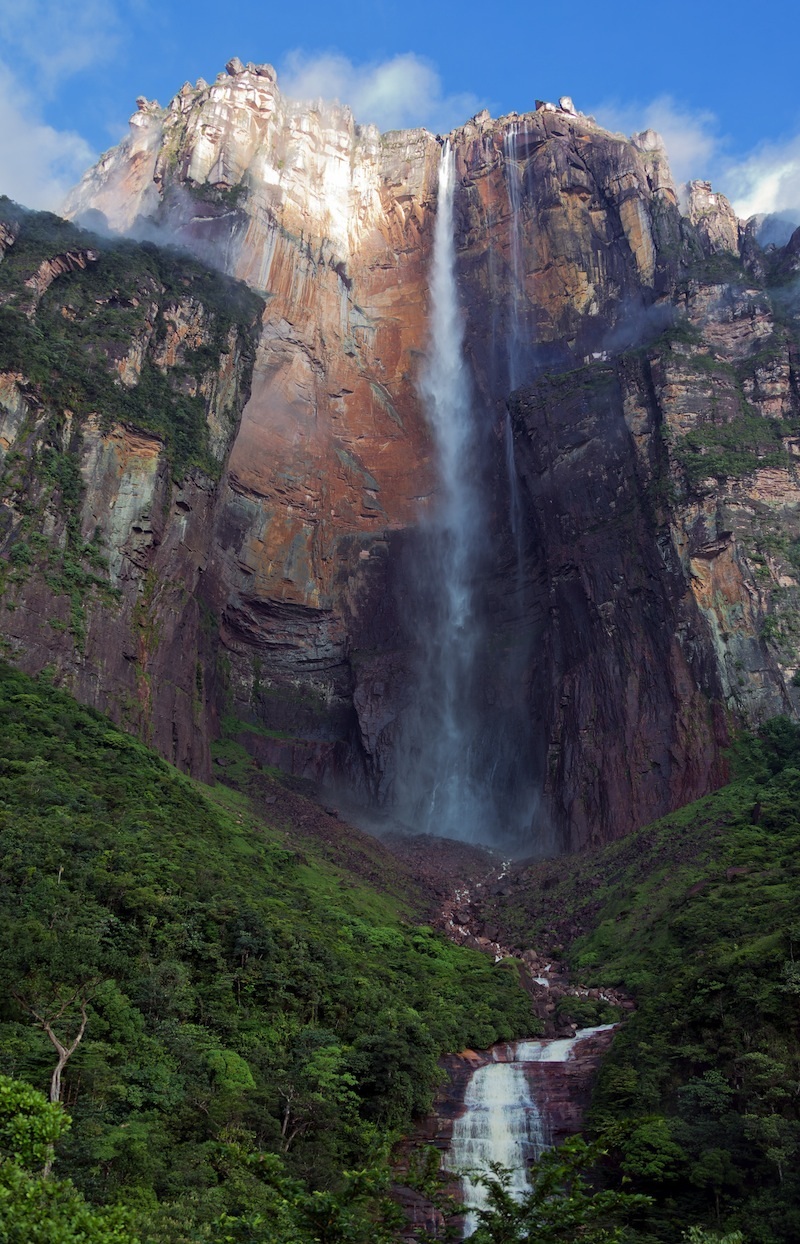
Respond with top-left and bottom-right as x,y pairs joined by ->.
0,661 -> 536,1242
0,199 -> 262,480
4,663 -> 800,1242
480,721 -> 800,1243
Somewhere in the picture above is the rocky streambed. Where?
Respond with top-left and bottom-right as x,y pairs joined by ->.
382,830 -> 630,1237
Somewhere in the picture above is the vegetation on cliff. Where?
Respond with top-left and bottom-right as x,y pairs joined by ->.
0,661 -> 533,1241
480,721 -> 800,1242
0,200 -> 263,654
0,199 -> 263,478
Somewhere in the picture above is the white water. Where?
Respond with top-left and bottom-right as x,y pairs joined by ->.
448,1026 -> 616,1237
449,1058 -> 547,1238
391,137 -> 549,852
392,142 -> 492,841
418,142 -> 480,641
503,122 -> 529,392
515,1023 -> 617,1062
502,123 -> 528,574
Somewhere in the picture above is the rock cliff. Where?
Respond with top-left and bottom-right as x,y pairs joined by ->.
0,200 -> 262,774
2,60 -> 799,848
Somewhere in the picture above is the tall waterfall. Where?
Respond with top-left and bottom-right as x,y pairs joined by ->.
418,142 -> 480,653
504,122 -> 529,392
392,142 -> 493,843
447,1027 -> 616,1238
503,122 -> 528,566
391,138 -> 548,851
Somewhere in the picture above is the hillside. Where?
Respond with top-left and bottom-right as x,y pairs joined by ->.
471,722 -> 800,1241
0,661 -> 533,1242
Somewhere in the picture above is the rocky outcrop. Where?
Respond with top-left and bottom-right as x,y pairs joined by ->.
23,248 -> 100,309
5,64 -> 797,847
0,221 -> 19,258
685,180 -> 741,257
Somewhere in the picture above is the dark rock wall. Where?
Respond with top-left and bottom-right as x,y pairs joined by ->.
511,365 -> 728,849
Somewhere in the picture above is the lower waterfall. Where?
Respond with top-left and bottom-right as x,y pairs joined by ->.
446,1026 -> 615,1237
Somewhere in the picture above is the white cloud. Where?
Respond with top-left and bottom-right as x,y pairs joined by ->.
279,50 -> 483,134
0,0 -> 121,89
589,94 -> 721,187
0,66 -> 95,210
721,137 -> 800,220
0,0 -> 124,210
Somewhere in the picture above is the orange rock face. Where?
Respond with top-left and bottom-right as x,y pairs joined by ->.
33,66 -> 800,846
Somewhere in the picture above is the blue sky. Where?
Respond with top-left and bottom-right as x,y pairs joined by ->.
2,0 -> 800,218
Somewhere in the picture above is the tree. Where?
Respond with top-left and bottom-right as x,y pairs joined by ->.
0,1074 -> 68,1170
682,1228 -> 744,1244
0,1160 -> 137,1244
467,1136 -> 651,1243
616,1116 -> 687,1186
15,986 -> 91,1106
0,1075 -> 135,1244
12,984 -> 94,1175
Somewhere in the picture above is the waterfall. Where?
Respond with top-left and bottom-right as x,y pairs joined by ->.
503,407 -> 523,565
448,1057 -> 547,1238
514,1024 -> 618,1062
503,122 -> 528,392
390,137 -> 549,853
418,141 -> 480,645
447,1027 -> 616,1238
392,141 -> 493,843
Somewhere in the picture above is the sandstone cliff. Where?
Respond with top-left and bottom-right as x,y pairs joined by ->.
0,200 -> 262,774
2,60 -> 798,848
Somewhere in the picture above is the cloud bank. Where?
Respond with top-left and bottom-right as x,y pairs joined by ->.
0,0 -> 119,210
721,137 -> 800,220
279,50 -> 483,134
0,67 -> 94,210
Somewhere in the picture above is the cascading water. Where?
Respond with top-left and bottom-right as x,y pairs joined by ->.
514,1024 -> 617,1062
392,141 -> 493,842
391,137 -> 549,852
448,1055 -> 547,1238
447,1027 -> 616,1238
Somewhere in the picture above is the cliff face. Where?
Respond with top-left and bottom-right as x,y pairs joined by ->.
65,65 -> 446,786
508,252 -> 800,845
5,61 -> 798,847
0,202 -> 262,775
